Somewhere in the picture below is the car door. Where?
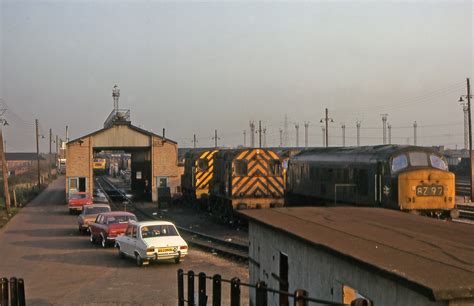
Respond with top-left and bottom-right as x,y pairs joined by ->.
130,225 -> 139,255
120,225 -> 133,255
90,215 -> 102,237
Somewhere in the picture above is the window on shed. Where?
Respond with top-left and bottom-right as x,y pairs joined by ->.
268,159 -> 282,176
279,253 -> 289,306
234,160 -> 248,176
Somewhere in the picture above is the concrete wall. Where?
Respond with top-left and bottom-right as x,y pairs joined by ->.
151,136 -> 179,201
248,222 -> 453,306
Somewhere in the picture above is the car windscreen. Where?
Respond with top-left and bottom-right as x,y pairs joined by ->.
70,194 -> 87,199
141,225 -> 179,238
85,207 -> 110,215
408,152 -> 429,166
430,154 -> 448,171
107,215 -> 137,224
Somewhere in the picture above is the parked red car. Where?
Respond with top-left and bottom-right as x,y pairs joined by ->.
68,192 -> 93,214
89,212 -> 137,248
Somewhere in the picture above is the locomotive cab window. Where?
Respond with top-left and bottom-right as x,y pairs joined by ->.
197,159 -> 209,171
269,160 -> 282,176
409,152 -> 429,167
234,160 -> 248,176
430,154 -> 448,171
391,154 -> 408,172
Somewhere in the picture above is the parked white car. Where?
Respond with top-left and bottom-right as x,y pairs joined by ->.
115,221 -> 188,266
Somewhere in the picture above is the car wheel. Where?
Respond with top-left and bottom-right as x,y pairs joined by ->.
117,246 -> 125,259
69,209 -> 73,215
101,234 -> 107,248
135,253 -> 143,267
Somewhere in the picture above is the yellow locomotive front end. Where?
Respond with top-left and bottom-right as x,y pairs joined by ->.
398,169 -> 456,217
194,150 -> 218,200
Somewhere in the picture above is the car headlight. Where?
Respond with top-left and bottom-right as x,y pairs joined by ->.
146,247 -> 155,253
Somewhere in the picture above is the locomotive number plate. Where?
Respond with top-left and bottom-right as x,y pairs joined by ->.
416,185 -> 443,196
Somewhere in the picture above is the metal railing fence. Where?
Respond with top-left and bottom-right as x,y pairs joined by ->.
177,269 -> 372,306
0,277 -> 26,306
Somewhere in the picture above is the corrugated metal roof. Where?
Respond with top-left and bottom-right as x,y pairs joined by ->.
240,207 -> 474,301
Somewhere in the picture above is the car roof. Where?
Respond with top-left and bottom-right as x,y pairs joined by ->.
99,211 -> 135,217
135,221 -> 176,227
83,204 -> 110,208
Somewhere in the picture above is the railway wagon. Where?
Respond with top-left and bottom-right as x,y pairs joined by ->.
286,145 -> 458,218
209,148 -> 285,219
93,158 -> 107,175
181,149 -> 218,208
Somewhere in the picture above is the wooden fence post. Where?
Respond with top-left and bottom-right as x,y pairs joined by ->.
294,289 -> 308,306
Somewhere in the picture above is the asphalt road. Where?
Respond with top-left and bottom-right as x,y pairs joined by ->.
0,177 -> 249,305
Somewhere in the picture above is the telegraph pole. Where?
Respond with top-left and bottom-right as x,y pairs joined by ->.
279,129 -> 283,147
213,130 -> 219,148
381,114 -> 388,144
258,121 -> 262,148
304,122 -> 309,148
341,123 -> 346,147
461,101 -> 469,149
459,78 -> 473,200
263,127 -> 267,148
413,121 -> 418,146
388,124 -> 392,144
356,120 -> 361,147
65,125 -> 69,143
49,128 -> 53,179
284,114 -> 289,147
193,134 -> 197,148
36,119 -> 41,187
0,114 -> 10,213
295,124 -> 300,147
55,134 -> 59,170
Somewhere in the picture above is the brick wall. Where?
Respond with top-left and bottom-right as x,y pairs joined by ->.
66,137 -> 92,193
152,136 -> 179,200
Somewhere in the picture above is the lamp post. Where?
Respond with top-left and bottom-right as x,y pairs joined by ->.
320,108 -> 334,148
459,78 -> 473,200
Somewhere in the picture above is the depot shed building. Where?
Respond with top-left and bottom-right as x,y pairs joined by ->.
66,118 -> 179,202
241,207 -> 474,306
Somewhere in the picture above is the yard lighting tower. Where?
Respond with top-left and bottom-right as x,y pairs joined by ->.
112,85 -> 120,111
381,114 -> 389,144
320,108 -> 333,147
458,78 -> 473,200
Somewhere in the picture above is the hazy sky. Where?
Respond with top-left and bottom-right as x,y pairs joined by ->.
1,0 -> 473,152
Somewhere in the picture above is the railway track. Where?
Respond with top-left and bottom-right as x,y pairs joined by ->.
95,176 -> 249,262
